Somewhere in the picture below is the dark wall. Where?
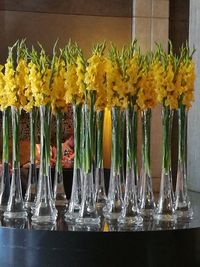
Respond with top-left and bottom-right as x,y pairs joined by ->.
169,0 -> 189,185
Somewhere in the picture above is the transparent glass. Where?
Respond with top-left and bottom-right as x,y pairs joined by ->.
103,106 -> 123,221
118,107 -> 142,225
31,105 -> 57,224
53,110 -> 67,206
175,105 -> 193,219
4,106 -> 27,219
139,109 -> 155,218
154,106 -> 176,222
24,108 -> 37,210
65,104 -> 82,222
0,108 -> 10,211
76,102 -> 100,225
95,110 -> 107,208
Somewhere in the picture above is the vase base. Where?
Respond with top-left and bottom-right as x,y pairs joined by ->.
4,210 -> 27,219
118,215 -> 143,226
31,214 -> 57,224
153,213 -> 177,222
103,211 -> 121,221
140,208 -> 155,219
64,211 -> 79,222
76,216 -> 101,225
24,201 -> 34,210
176,208 -> 193,220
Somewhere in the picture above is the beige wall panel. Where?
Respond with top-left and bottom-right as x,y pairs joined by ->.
152,0 -> 169,18
133,0 -> 152,18
1,11 -> 131,61
132,17 -> 151,51
151,18 -> 169,51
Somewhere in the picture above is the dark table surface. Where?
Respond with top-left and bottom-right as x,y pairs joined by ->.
0,191 -> 200,267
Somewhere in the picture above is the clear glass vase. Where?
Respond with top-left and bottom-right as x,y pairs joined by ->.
24,107 -> 37,210
0,108 -> 10,212
103,106 -> 123,221
95,110 -> 107,209
118,106 -> 143,225
132,111 -> 139,199
139,108 -> 155,218
4,106 -> 27,219
31,105 -> 57,224
65,104 -> 83,222
76,102 -> 100,225
154,106 -> 176,222
175,105 -> 193,220
119,110 -> 126,198
53,109 -> 67,206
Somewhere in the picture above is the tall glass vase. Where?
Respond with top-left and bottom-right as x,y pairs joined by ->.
118,106 -> 142,225
65,104 -> 82,222
24,107 -> 37,210
76,101 -> 100,225
132,111 -> 139,198
154,106 -> 176,222
31,105 -> 57,224
53,109 -> 67,206
119,110 -> 126,197
95,110 -> 107,208
103,106 -> 123,221
175,105 -> 193,219
0,108 -> 10,211
139,108 -> 155,218
4,106 -> 27,219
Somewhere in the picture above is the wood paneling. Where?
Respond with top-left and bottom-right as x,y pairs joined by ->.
1,0 -> 132,18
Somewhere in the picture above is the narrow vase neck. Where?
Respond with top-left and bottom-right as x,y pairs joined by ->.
2,108 -> 9,163
141,109 -> 151,175
96,110 -> 104,169
162,106 -> 173,172
178,105 -> 187,163
11,106 -> 20,168
55,109 -> 62,173
30,107 -> 37,164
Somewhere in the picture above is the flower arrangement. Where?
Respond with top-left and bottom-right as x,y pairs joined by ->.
0,39 -> 195,225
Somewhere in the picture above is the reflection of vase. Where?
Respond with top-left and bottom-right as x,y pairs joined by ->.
103,106 -> 123,220
118,106 -> 142,225
4,107 -> 27,219
95,110 -> 107,208
32,105 -> 57,224
0,108 -> 10,211
65,104 -> 82,221
24,107 -> 37,210
76,102 -> 100,225
154,106 -> 176,222
139,109 -> 155,218
175,105 -> 193,219
53,109 -> 67,206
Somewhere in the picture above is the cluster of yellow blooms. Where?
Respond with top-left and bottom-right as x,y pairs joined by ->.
0,41 -> 195,114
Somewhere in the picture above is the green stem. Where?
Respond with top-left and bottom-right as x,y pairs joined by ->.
111,106 -> 120,172
55,109 -> 62,173
141,109 -> 151,176
96,110 -> 104,169
30,107 -> 37,163
2,108 -> 9,163
11,106 -> 20,168
126,105 -> 133,170
73,104 -> 82,169
40,105 -> 50,177
162,106 -> 173,172
178,105 -> 187,163
132,111 -> 138,178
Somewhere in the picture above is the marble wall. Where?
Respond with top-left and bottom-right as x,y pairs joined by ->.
188,0 -> 200,192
